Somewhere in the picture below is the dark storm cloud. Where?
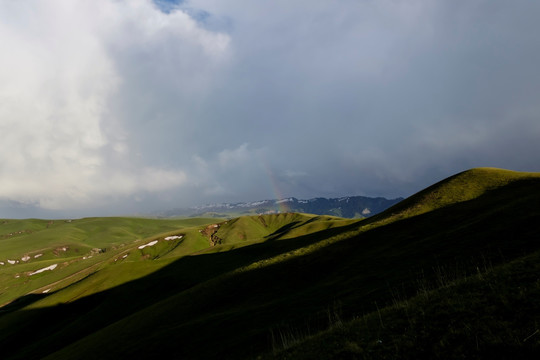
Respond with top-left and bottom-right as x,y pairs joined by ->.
175,0 -> 540,202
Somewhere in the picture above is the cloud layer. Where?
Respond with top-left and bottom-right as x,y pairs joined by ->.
1,0 -> 540,217
0,0 -> 227,213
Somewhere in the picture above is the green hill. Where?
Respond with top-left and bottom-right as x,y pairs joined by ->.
1,168 -> 539,359
378,167 -> 540,221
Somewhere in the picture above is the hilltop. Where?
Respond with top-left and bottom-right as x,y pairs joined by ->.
377,167 -> 540,221
0,168 -> 539,359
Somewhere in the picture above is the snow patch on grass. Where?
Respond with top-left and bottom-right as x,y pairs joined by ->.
138,240 -> 158,249
165,235 -> 183,241
29,264 -> 58,276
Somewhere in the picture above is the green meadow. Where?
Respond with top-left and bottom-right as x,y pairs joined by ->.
1,168 -> 539,359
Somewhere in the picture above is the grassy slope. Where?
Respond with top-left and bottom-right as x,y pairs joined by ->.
0,217 -> 221,306
212,213 -> 357,245
374,167 -> 540,222
0,168 -> 539,359
31,213 -> 354,307
273,249 -> 540,359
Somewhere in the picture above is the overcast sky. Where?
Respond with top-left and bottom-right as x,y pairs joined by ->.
1,0 -> 539,218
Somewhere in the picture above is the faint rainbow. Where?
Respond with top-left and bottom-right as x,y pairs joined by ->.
262,161 -> 290,213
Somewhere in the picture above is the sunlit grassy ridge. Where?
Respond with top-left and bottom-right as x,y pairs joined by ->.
211,213 -> 357,245
378,167 -> 540,222
0,168 -> 539,359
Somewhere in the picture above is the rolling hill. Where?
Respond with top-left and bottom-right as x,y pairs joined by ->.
0,168 -> 539,359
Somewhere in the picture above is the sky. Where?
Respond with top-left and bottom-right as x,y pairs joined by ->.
1,0 -> 539,218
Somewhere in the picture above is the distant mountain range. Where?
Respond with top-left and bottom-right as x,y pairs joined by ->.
158,195 -> 404,218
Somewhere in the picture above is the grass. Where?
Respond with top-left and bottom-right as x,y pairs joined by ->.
375,167 -> 540,222
0,217 -> 221,306
0,167 -> 539,359
0,212 -> 357,309
271,249 -> 540,359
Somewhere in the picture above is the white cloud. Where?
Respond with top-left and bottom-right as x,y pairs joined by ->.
0,0 -> 228,210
